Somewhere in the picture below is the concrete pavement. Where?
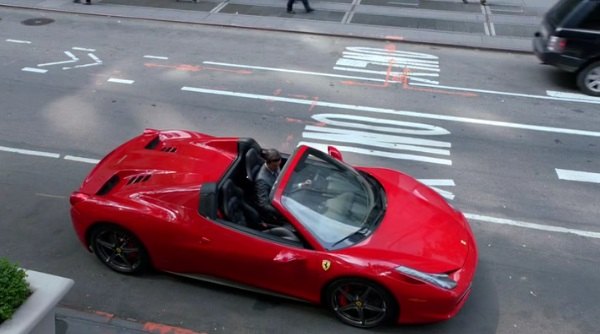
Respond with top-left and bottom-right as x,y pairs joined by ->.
0,0 -> 553,52
1,0 -> 556,333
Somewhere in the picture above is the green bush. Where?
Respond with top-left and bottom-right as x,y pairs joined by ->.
0,259 -> 31,324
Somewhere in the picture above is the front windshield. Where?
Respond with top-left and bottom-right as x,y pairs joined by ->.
280,150 -> 379,250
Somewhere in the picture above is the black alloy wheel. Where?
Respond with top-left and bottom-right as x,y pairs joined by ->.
577,61 -> 600,97
90,225 -> 149,274
325,278 -> 396,328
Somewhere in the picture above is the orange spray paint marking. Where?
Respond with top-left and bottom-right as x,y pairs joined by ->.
288,94 -> 309,99
144,63 -> 251,74
203,67 -> 252,74
143,322 -> 207,334
385,35 -> 405,41
308,97 -> 319,112
93,310 -> 115,319
401,67 -> 411,89
273,88 -> 282,96
340,80 -> 387,88
145,63 -> 201,72
404,85 -> 478,97
285,117 -> 325,126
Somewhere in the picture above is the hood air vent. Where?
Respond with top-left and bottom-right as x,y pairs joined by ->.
145,136 -> 160,150
161,147 -> 177,153
97,175 -> 120,195
127,174 -> 151,185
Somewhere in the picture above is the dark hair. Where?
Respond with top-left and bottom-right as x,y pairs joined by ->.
263,149 -> 281,162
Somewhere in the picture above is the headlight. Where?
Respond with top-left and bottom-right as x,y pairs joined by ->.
395,266 -> 457,290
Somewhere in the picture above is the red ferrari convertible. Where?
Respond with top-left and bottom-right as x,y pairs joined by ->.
70,129 -> 477,328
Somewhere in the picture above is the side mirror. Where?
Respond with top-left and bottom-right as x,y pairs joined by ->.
327,146 -> 343,161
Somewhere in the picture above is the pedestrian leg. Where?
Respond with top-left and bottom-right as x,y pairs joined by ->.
286,0 -> 295,13
301,0 -> 314,12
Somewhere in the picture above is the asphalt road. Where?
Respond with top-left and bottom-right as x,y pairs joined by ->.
1,7 -> 599,334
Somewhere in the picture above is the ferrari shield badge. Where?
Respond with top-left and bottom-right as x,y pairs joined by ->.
321,260 -> 331,271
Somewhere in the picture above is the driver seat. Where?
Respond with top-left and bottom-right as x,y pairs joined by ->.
245,148 -> 264,182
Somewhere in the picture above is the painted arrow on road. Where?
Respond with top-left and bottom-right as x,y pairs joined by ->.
556,169 -> 600,184
26,47 -> 102,72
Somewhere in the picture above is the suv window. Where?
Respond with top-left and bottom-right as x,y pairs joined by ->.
580,6 -> 600,30
548,0 -> 582,26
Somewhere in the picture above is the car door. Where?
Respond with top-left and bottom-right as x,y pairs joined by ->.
185,220 -> 327,302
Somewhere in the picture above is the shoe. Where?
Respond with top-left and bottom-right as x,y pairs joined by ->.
287,10 -> 295,14
73,0 -> 81,3
462,0 -> 468,3
306,8 -> 314,13
480,0 -> 486,4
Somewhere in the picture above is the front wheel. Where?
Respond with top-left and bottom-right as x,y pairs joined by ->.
576,61 -> 600,97
325,278 -> 397,328
90,225 -> 149,274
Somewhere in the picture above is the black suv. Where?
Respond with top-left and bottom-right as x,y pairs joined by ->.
533,0 -> 600,96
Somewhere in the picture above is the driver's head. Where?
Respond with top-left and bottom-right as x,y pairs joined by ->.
264,149 -> 281,171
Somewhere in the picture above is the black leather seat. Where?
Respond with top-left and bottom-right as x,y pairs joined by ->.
221,179 -> 246,226
220,179 -> 263,229
221,179 -> 299,242
245,148 -> 264,182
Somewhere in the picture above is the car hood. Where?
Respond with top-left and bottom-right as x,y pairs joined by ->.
79,130 -> 239,196
349,168 -> 472,272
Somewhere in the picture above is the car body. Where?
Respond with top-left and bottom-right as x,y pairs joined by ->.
70,129 -> 478,328
533,0 -> 600,96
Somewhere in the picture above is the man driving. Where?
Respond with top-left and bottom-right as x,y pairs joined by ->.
254,149 -> 285,225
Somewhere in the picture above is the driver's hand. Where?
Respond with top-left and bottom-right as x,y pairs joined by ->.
297,179 -> 312,189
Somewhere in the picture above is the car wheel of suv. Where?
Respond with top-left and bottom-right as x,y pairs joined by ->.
577,61 -> 600,97
90,225 -> 149,274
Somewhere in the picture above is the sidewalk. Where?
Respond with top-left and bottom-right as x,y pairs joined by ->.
0,0 -> 553,52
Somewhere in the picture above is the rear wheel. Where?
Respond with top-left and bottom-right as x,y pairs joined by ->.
325,278 -> 396,328
90,225 -> 149,274
576,61 -> 600,96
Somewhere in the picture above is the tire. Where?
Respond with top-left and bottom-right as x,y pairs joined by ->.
90,225 -> 149,274
325,278 -> 397,328
576,61 -> 600,97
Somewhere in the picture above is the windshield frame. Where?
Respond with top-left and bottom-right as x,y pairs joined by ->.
273,146 -> 385,250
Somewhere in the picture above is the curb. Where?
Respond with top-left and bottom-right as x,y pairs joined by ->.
56,307 -> 206,334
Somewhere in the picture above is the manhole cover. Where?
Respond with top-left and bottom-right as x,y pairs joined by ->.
22,18 -> 55,26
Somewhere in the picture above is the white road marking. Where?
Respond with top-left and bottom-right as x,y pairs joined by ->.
72,47 -> 96,52
546,90 -> 600,103
465,213 -> 600,239
6,39 -> 31,44
64,155 -> 101,164
204,61 -> 600,105
413,82 -> 600,105
0,145 -> 60,158
22,67 -> 48,73
63,53 -> 102,70
388,1 -> 418,6
144,55 -> 169,60
299,140 -> 452,165
180,86 -> 600,137
556,169 -> 600,184
35,193 -> 66,199
38,51 -> 78,67
107,78 -> 135,84
203,61 -> 391,83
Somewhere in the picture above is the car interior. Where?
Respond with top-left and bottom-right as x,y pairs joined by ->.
203,138 -> 301,244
